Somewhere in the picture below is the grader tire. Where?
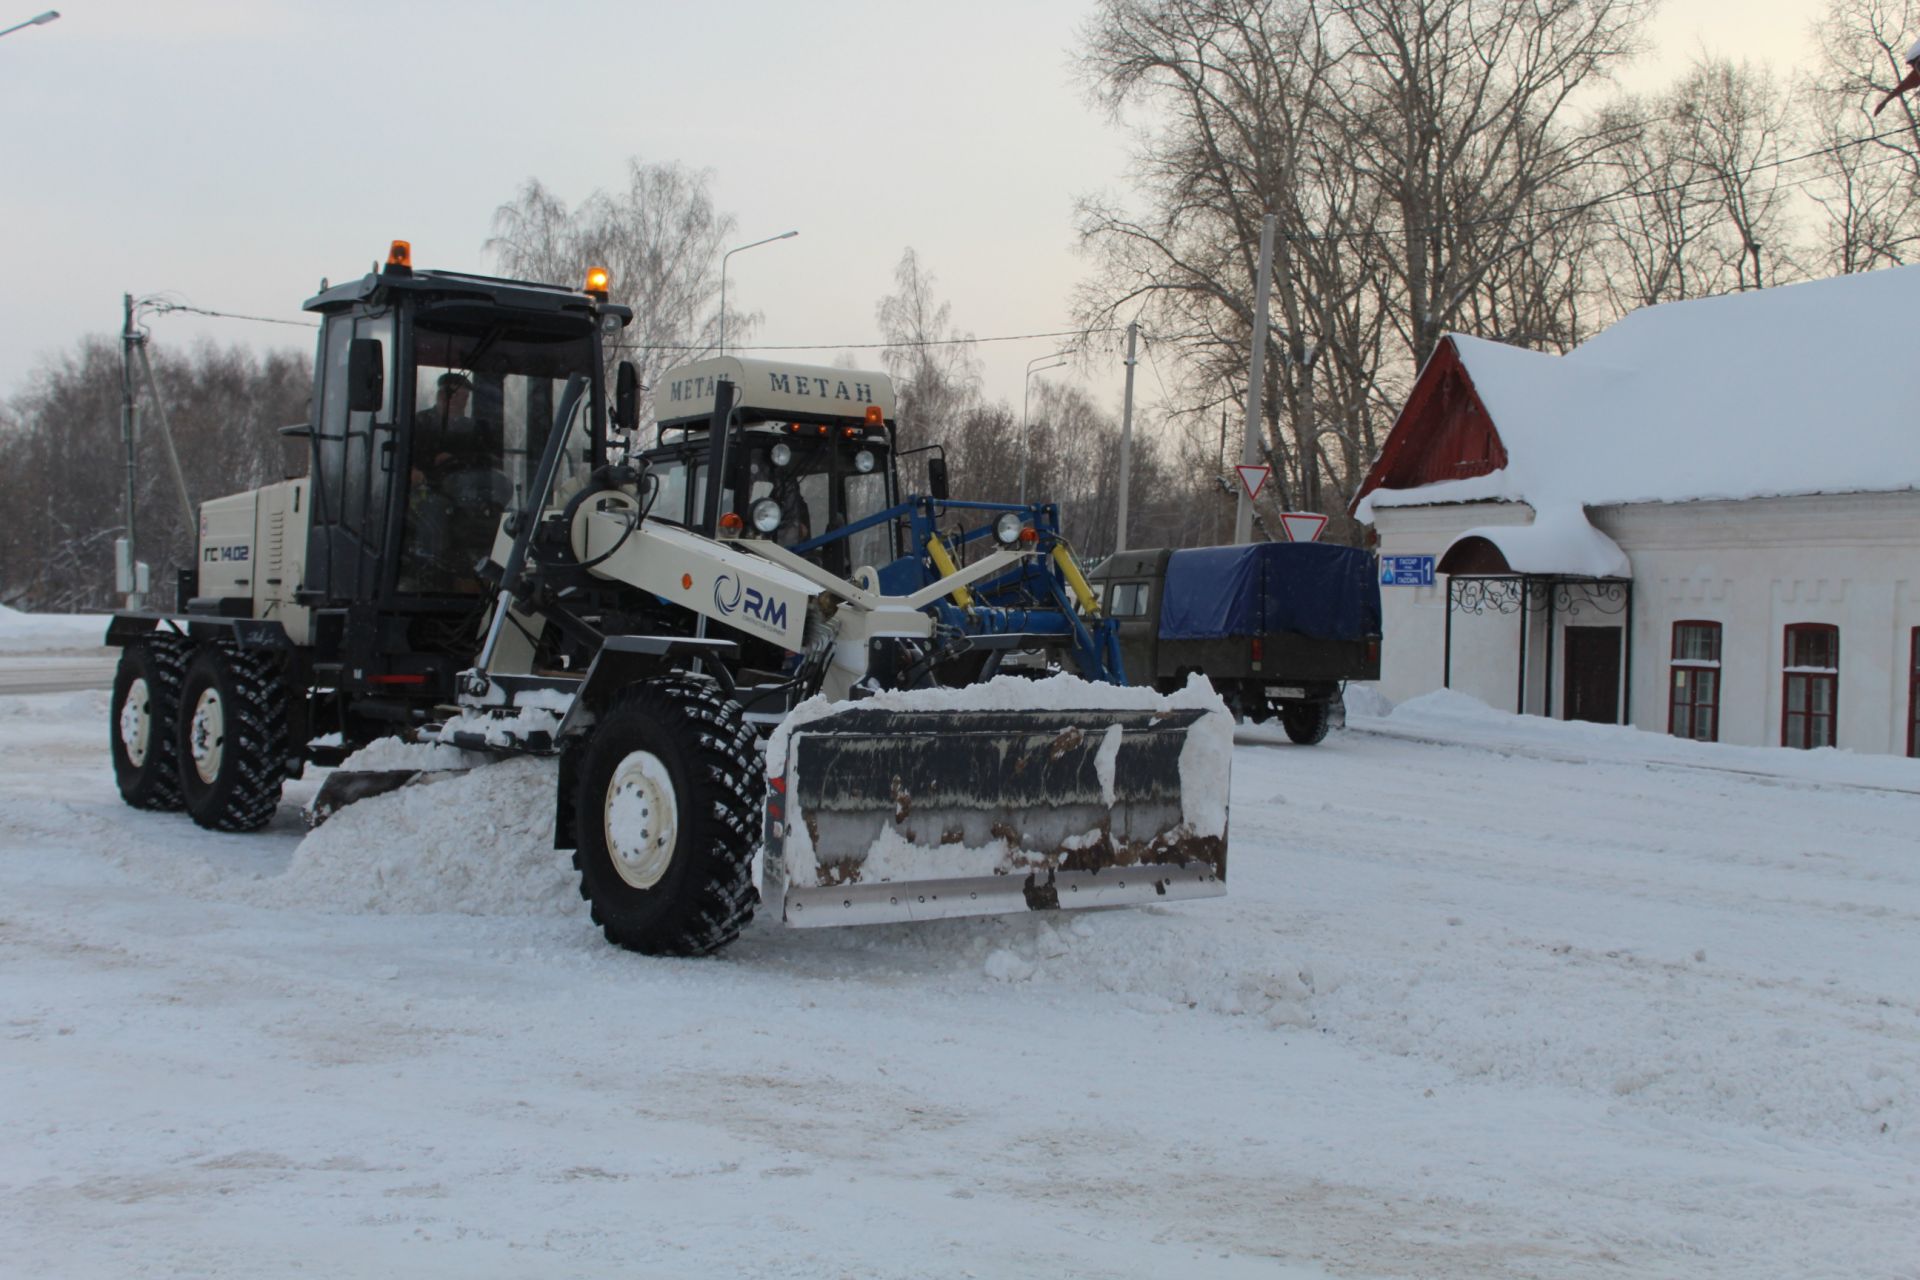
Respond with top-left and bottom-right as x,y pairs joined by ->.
176,645 -> 291,832
572,674 -> 760,957
110,636 -> 192,811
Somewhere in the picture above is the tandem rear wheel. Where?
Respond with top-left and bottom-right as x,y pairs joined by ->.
174,644 -> 291,832
110,635 -> 192,811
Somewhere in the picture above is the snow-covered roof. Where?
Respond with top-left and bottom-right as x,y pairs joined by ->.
1358,265 -> 1920,520
1441,508 -> 1631,579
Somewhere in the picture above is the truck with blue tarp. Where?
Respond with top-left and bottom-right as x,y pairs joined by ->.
1087,542 -> 1382,743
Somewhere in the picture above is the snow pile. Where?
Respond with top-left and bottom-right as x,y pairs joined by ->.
1357,686 -> 1920,790
260,757 -> 576,916
0,605 -> 110,654
336,734 -> 491,772
1340,681 -> 1394,718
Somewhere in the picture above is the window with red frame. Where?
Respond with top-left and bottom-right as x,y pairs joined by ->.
1910,628 -> 1919,759
1782,624 -> 1839,749
1669,621 -> 1722,742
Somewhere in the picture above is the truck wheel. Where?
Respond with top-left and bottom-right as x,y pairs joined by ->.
572,674 -> 759,957
1281,700 -> 1332,746
110,636 -> 191,811
176,645 -> 291,832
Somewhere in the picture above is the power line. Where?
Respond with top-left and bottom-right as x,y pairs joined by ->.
617,327 -> 1112,354
144,300 -> 319,329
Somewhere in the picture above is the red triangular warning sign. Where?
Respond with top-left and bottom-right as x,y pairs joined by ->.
1235,464 -> 1269,501
1279,512 -> 1328,542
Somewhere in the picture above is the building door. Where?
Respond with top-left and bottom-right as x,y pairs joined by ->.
1564,627 -> 1622,724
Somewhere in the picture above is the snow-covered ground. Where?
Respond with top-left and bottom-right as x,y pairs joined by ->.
0,605 -> 110,655
3,660 -> 1918,1277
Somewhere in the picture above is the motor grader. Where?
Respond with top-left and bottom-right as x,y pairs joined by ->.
104,244 -> 1230,956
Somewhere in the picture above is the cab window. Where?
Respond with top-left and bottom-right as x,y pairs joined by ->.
648,455 -> 690,524
1107,581 -> 1149,617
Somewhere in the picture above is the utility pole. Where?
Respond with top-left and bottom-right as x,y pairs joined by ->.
1298,341 -> 1320,514
118,293 -> 143,610
133,339 -> 197,533
1114,320 -> 1138,553
1234,213 -> 1277,545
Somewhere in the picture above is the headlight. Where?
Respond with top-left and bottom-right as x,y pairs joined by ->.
770,442 -> 793,468
853,449 -> 876,474
994,512 -> 1024,545
750,498 -> 783,534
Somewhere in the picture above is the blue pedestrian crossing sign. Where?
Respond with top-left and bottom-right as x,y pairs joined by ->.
1381,555 -> 1435,586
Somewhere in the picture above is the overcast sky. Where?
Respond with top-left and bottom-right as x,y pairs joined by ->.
0,0 -> 1851,421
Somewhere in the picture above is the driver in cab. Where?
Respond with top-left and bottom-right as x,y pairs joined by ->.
406,372 -> 512,587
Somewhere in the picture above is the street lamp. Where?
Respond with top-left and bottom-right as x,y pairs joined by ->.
718,230 -> 797,357
1019,349 -> 1071,505
0,10 -> 59,39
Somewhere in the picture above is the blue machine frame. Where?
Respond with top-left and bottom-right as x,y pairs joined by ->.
788,494 -> 1126,684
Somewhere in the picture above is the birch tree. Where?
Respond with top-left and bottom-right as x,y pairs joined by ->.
487,159 -> 741,422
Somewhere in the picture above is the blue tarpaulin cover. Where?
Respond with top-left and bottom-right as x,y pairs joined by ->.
1159,543 -> 1382,641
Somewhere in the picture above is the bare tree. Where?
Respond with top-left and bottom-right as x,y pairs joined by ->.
1801,0 -> 1920,272
1663,57 -> 1803,291
874,248 -> 984,489
875,248 -> 983,435
0,337 -> 309,611
1591,95 -> 1726,308
1075,0 -> 1649,529
487,159 -> 742,425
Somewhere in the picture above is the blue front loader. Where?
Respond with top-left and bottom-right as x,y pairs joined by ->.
788,495 -> 1127,685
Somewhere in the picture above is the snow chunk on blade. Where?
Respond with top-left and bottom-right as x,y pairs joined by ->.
763,673 -> 1234,928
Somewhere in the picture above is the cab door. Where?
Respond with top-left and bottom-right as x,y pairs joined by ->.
306,311 -> 396,603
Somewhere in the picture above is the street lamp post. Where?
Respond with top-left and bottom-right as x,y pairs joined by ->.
1019,350 -> 1070,505
718,230 -> 797,357
0,10 -> 59,39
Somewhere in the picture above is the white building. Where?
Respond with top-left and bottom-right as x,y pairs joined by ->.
1353,265 -> 1920,757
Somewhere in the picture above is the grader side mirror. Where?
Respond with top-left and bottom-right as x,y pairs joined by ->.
613,360 -> 640,433
926,456 -> 951,502
345,338 -> 384,413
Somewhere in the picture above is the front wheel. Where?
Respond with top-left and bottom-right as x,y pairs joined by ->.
1280,700 -> 1332,746
176,645 -> 290,832
571,674 -> 760,956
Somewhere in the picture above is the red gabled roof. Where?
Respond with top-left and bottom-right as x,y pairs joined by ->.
1349,336 -> 1509,514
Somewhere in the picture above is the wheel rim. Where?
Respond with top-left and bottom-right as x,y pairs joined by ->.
189,687 -> 225,785
603,750 -> 679,890
119,677 -> 152,767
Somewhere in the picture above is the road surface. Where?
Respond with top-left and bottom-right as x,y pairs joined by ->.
0,656 -> 117,695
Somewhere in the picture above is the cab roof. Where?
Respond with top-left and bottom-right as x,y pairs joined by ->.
655,357 -> 897,427
303,264 -> 632,328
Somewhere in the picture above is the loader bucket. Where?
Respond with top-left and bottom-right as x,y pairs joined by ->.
765,705 -> 1230,928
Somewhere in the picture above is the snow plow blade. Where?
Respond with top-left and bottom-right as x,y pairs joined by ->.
305,768 -> 472,827
766,706 -> 1230,928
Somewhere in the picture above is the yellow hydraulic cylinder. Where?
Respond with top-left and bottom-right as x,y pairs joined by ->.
1052,544 -> 1101,617
924,533 -> 975,608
